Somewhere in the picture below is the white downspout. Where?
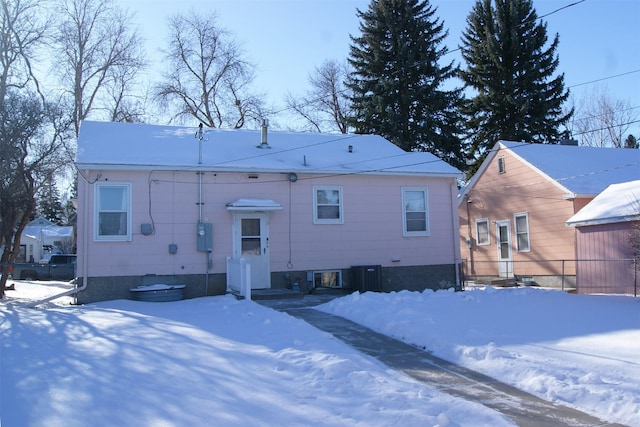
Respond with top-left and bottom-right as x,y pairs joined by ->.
450,180 -> 461,289
28,171 -> 91,308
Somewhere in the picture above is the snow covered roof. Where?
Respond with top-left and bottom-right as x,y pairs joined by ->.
566,180 -> 640,227
500,141 -> 640,196
22,225 -> 73,240
75,121 -> 461,178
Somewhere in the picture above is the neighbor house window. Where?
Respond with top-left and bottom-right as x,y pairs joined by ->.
514,213 -> 530,251
498,156 -> 506,173
476,218 -> 490,245
95,182 -> 132,241
402,187 -> 429,236
313,186 -> 343,224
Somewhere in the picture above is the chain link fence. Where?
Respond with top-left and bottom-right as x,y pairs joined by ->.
461,258 -> 638,296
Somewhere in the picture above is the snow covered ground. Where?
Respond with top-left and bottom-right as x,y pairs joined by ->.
2,281 -> 639,426
319,286 -> 640,426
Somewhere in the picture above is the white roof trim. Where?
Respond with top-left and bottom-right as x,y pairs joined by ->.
226,198 -> 283,212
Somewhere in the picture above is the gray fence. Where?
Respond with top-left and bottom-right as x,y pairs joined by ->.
461,258 -> 638,297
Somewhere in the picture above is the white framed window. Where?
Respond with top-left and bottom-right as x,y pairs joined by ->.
498,156 -> 506,173
402,187 -> 429,236
514,213 -> 530,252
313,186 -> 343,224
476,218 -> 490,245
313,270 -> 342,288
94,182 -> 132,241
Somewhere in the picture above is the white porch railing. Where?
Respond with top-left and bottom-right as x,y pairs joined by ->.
226,257 -> 251,299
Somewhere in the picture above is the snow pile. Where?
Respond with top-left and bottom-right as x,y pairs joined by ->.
3,282 -> 639,426
2,283 -> 511,427
319,286 -> 640,426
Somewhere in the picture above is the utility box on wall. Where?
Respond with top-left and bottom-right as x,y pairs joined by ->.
197,223 -> 213,252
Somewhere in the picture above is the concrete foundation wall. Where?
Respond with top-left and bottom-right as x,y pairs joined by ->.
75,264 -> 460,304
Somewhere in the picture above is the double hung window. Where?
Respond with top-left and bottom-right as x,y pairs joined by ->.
402,188 -> 429,236
95,182 -> 132,241
514,213 -> 530,252
476,218 -> 490,245
313,186 -> 343,224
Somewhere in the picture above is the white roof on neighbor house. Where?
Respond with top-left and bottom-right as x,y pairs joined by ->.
75,121 -> 461,178
501,141 -> 640,196
566,180 -> 640,227
23,225 -> 73,240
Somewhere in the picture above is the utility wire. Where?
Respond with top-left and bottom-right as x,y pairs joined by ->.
569,69 -> 640,89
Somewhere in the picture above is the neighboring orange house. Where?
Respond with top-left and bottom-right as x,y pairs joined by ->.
458,141 -> 640,288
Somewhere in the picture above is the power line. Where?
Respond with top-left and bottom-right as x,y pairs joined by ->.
272,0 -> 589,120
569,69 -> 640,89
573,119 -> 640,136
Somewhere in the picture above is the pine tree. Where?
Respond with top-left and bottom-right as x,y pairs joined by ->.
460,0 -> 572,166
347,0 -> 466,169
38,178 -> 66,225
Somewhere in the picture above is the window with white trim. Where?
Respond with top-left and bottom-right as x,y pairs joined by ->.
476,218 -> 490,245
313,186 -> 343,224
514,213 -> 530,251
95,182 -> 132,241
402,187 -> 429,236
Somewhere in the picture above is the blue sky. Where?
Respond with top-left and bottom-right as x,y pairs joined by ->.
125,0 -> 640,137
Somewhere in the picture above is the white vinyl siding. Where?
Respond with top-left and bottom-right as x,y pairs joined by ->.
95,182 -> 132,241
402,187 -> 429,236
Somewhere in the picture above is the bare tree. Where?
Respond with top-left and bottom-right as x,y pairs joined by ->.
572,85 -> 638,148
52,0 -> 145,135
0,94 -> 70,296
0,0 -> 73,297
0,0 -> 49,102
154,9 -> 264,128
105,62 -> 148,123
285,59 -> 352,133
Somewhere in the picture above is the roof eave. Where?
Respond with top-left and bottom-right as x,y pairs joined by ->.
75,162 -> 461,178
566,215 -> 640,227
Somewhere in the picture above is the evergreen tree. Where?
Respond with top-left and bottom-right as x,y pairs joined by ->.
37,178 -> 66,225
460,0 -> 572,166
347,0 -> 466,169
624,134 -> 638,149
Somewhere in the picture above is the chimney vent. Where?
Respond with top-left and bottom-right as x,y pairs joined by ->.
258,119 -> 270,148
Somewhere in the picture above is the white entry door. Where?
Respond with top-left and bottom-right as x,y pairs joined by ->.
232,213 -> 271,289
496,220 -> 513,278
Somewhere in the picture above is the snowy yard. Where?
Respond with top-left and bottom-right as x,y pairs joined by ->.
2,281 -> 639,426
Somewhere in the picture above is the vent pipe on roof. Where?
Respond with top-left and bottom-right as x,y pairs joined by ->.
258,119 -> 270,149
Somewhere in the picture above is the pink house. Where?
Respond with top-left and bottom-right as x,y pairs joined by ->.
566,180 -> 640,295
75,121 -> 463,303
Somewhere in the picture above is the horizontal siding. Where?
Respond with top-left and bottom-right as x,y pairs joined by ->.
460,146 -> 579,277
575,222 -> 638,294
78,170 -> 460,278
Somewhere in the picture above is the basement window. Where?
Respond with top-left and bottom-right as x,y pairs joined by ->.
314,270 -> 342,288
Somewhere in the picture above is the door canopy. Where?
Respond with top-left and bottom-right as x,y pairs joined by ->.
226,198 -> 283,212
